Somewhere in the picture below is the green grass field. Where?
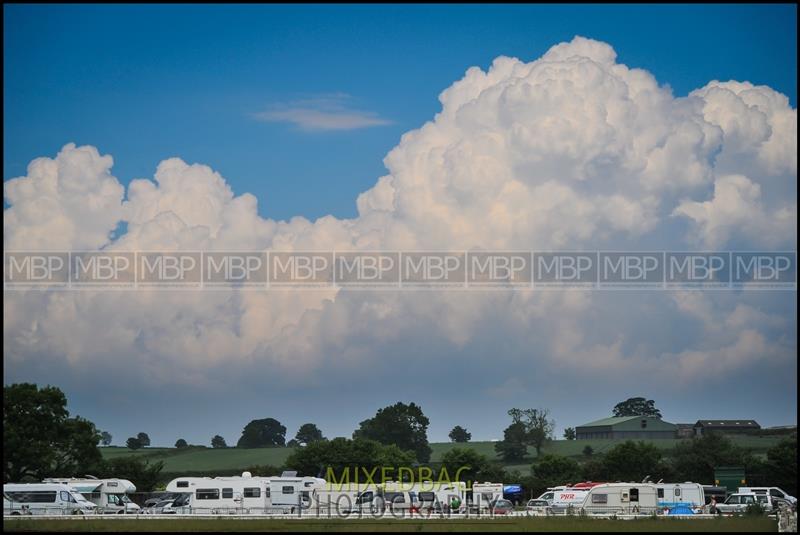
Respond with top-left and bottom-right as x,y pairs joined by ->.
102,435 -> 784,477
2,517 -> 778,532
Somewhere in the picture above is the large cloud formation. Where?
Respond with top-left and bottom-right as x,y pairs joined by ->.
4,37 -> 796,440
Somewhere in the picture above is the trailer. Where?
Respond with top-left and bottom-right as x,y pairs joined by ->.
43,477 -> 140,514
579,483 -> 659,515
655,482 -> 705,511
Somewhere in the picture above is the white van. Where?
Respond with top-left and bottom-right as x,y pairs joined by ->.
580,483 -> 659,515
549,488 -> 590,513
3,483 -> 97,516
738,487 -> 797,505
44,477 -> 140,514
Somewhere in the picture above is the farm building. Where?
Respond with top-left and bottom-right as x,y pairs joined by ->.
693,420 -> 760,436
575,416 -> 677,440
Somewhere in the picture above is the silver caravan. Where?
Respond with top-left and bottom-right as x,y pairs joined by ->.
165,472 -> 326,514
3,483 -> 97,516
580,483 -> 659,515
44,477 -> 140,514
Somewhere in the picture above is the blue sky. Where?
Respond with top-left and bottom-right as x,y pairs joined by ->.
3,5 -> 797,447
4,4 -> 797,221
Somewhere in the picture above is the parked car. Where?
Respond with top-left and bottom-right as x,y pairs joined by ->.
738,487 -> 797,505
525,499 -> 552,515
715,493 -> 784,515
144,499 -> 175,514
491,499 -> 515,515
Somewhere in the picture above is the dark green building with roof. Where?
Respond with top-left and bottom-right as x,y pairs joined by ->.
575,416 -> 677,440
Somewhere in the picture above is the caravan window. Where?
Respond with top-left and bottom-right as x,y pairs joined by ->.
9,491 -> 57,503
59,491 -> 75,503
176,481 -> 189,488
282,486 -> 295,495
675,488 -> 681,497
657,489 -> 664,498
196,489 -> 220,500
243,488 -> 260,498
222,488 -> 233,499
591,494 -> 607,504
630,489 -> 639,502
418,492 -> 435,503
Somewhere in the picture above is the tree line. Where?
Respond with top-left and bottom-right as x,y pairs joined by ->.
5,384 -> 795,498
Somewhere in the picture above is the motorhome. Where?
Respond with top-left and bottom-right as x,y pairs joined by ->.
468,482 -> 504,512
3,483 -> 97,516
43,477 -> 140,514
655,482 -> 705,511
738,487 -> 797,505
579,483 -> 659,515
165,472 -> 326,514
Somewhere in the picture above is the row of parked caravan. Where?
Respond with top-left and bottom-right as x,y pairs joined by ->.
526,482 -> 797,516
4,473 -> 797,517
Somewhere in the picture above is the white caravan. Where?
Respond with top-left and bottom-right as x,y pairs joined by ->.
165,472 -> 326,514
580,483 -> 659,515
43,477 -> 140,514
469,482 -> 504,512
738,487 -> 797,505
655,482 -> 705,510
3,483 -> 97,516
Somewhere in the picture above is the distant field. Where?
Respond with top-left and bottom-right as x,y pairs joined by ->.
102,435 -> 785,477
1,517 -> 779,532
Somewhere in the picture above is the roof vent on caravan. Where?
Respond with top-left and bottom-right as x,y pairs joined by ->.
281,471 -> 298,477
241,471 -> 252,478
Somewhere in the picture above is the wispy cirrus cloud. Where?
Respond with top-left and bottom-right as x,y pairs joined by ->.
254,93 -> 391,131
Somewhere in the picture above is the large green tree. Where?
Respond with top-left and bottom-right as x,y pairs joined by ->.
508,408 -> 556,456
211,435 -> 227,448
4,383 -> 101,482
136,432 -> 151,447
237,418 -> 287,448
285,437 -> 415,479
671,433 -> 755,484
495,421 -> 529,462
294,423 -> 325,446
531,454 -> 582,495
763,435 -> 797,496
439,447 -> 490,484
100,431 -> 113,446
448,426 -> 471,443
602,440 -> 669,482
353,402 -> 432,462
612,397 -> 662,418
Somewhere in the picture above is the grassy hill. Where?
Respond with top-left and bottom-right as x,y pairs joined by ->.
102,434 -> 784,477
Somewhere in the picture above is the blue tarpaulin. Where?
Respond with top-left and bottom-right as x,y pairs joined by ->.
503,485 -> 522,494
